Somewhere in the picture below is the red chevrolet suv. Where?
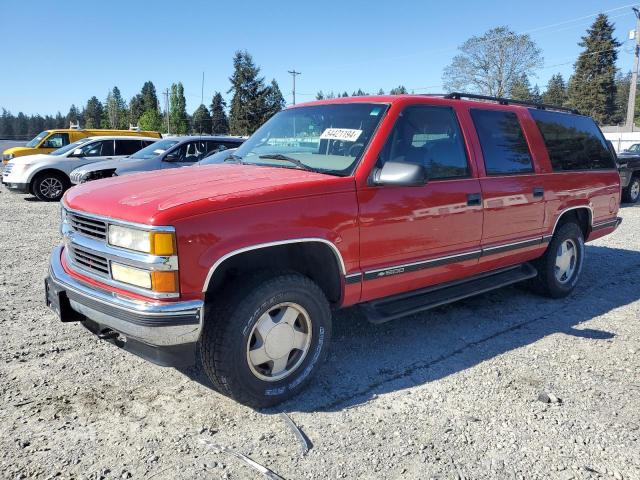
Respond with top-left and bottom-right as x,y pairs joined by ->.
46,93 -> 621,407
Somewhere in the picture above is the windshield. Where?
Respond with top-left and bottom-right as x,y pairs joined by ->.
130,139 -> 179,159
233,103 -> 388,175
627,144 -> 640,153
50,138 -> 92,156
26,131 -> 49,148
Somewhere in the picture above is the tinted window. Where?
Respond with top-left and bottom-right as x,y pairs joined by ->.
115,139 -> 143,156
529,109 -> 616,170
205,141 -> 226,154
379,106 -> 469,179
81,140 -> 114,157
471,109 -> 533,175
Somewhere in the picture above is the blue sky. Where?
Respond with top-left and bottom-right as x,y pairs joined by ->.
0,0 -> 638,115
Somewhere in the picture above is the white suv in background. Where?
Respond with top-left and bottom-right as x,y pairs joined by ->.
1,136 -> 158,201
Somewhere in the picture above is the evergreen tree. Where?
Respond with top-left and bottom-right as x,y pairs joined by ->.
263,79 -> 285,123
106,87 -> 127,129
85,96 -> 104,129
1,109 -> 14,138
66,105 -> 80,127
141,81 -> 159,112
567,14 -> 620,124
377,88 -> 385,95
531,85 -> 542,104
138,109 -> 163,132
29,115 -> 45,136
191,104 -> 212,134
389,86 -> 408,95
510,74 -> 532,100
228,50 -> 268,135
128,94 -> 145,126
16,112 -> 28,136
316,90 -> 325,100
341,91 -> 349,97
209,92 -> 229,134
542,73 -> 568,106
54,112 -> 65,129
169,82 -> 188,134
325,91 -> 336,99
352,89 -> 367,96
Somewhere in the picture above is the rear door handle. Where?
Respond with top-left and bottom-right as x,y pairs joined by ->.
467,193 -> 482,206
533,187 -> 544,198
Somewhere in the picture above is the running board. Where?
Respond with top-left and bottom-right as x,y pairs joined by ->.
361,263 -> 537,324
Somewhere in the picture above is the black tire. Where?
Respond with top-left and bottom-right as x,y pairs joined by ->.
32,171 -> 69,202
530,222 -> 584,298
198,272 -> 332,408
622,175 -> 640,203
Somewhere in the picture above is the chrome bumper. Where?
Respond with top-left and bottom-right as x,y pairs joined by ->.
47,245 -> 203,349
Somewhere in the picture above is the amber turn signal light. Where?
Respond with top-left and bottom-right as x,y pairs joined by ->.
150,232 -> 176,256
151,271 -> 179,293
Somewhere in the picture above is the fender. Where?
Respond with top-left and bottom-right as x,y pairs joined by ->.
543,205 -> 594,242
201,238 -> 347,293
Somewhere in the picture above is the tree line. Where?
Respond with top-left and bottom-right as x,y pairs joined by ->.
0,50 -> 284,139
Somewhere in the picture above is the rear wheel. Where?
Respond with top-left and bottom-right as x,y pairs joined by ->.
530,222 -> 584,298
198,272 -> 332,408
622,175 -> 640,203
32,172 -> 68,201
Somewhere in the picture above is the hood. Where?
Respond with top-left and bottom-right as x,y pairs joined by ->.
64,164 -> 354,225
9,153 -> 53,164
3,146 -> 37,157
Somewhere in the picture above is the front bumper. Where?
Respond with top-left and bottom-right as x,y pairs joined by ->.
1,179 -> 29,193
46,245 -> 203,367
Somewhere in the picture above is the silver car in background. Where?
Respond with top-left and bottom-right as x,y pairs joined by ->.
2,136 -> 158,201
70,136 -> 245,184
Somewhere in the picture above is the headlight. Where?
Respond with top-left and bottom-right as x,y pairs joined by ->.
60,207 -> 68,234
108,225 -> 176,255
3,154 -> 14,161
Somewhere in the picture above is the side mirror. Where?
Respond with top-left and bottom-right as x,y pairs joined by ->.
164,152 -> 178,162
373,161 -> 427,187
72,148 -> 83,156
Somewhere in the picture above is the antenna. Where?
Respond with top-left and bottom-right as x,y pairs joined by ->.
288,69 -> 301,105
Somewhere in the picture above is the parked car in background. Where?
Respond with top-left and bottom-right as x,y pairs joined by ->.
2,136 -> 158,201
2,127 -> 161,164
47,93 -> 621,407
69,136 -> 245,184
197,147 -> 238,165
614,143 -> 640,203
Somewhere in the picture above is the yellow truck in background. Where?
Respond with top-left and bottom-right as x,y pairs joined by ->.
2,127 -> 162,164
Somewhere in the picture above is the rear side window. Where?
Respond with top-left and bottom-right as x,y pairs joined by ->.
470,109 -> 533,175
115,139 -> 143,156
529,109 -> 616,170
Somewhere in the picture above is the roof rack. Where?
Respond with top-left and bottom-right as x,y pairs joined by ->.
444,92 -> 580,115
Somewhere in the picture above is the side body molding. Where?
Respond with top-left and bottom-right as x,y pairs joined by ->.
201,238 -> 347,293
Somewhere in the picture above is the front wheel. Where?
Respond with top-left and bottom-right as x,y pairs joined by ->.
530,222 -> 584,298
622,176 -> 640,203
198,272 -> 332,408
32,172 -> 68,201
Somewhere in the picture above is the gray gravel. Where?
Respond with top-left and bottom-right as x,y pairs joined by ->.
1,188 -> 639,480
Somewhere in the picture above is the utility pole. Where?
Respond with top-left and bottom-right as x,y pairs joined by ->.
288,69 -> 301,105
201,71 -> 205,106
626,7 -> 640,130
163,88 -> 170,135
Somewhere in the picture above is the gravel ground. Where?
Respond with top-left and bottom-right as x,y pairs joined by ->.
1,188 -> 639,480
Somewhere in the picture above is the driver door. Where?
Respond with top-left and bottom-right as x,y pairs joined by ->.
357,105 -> 483,300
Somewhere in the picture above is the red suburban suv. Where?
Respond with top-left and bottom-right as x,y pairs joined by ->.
46,93 -> 621,407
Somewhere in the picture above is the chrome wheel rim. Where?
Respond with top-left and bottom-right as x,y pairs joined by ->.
554,239 -> 577,284
632,180 -> 640,200
246,302 -> 312,382
39,177 -> 63,199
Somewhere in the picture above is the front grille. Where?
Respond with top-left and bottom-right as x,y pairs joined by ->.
69,245 -> 110,277
68,212 -> 107,240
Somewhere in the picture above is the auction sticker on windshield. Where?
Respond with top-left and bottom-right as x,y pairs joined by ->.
320,128 -> 362,142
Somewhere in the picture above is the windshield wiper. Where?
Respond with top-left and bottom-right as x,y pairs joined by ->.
258,154 -> 311,171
